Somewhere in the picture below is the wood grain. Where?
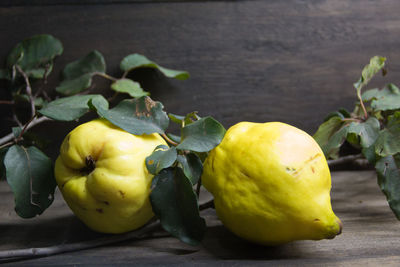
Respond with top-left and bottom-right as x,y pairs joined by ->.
1,0 -> 400,137
0,171 -> 399,265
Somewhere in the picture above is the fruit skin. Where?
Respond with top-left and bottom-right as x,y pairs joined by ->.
202,121 -> 342,245
55,119 -> 167,234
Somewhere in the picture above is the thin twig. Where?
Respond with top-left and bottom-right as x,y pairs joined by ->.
0,100 -> 14,105
16,115 -> 36,141
16,65 -> 35,118
34,63 -> 51,99
341,118 -> 362,123
93,72 -> 117,82
0,141 -> 14,150
107,92 -> 119,102
12,112 -> 23,128
0,116 -> 51,146
0,220 -> 161,261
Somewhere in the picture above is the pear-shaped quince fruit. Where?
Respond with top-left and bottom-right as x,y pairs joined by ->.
55,119 -> 167,233
202,121 -> 342,245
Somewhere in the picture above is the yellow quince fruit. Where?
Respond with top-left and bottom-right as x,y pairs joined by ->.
202,121 -> 342,245
54,119 -> 167,233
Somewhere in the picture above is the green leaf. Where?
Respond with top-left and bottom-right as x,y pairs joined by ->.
362,145 -> 377,165
12,127 -> 22,139
168,112 -> 200,126
168,113 -> 185,125
56,51 -> 106,95
314,116 -> 344,153
375,112 -> 400,157
347,117 -> 380,148
315,117 -> 380,159
145,146 -> 177,175
364,84 -> 400,111
321,124 -> 350,159
177,153 -> 203,185
375,155 -> 400,219
14,94 -> 45,107
111,78 -> 149,98
38,94 -> 108,121
92,96 -> 169,135
177,116 -> 226,153
7,34 -> 63,79
150,167 -> 206,245
362,88 -> 380,102
4,145 -> 57,218
120,54 -> 189,80
323,108 -> 351,121
354,56 -> 386,91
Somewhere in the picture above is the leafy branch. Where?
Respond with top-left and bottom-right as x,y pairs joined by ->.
313,55 -> 400,219
0,34 -> 224,257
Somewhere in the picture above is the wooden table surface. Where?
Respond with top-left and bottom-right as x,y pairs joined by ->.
1,170 -> 400,266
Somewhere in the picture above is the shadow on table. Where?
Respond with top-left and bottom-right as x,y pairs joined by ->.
202,225 -> 303,260
0,214 -> 105,249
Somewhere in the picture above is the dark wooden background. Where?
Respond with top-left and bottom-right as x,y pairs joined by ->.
2,0 -> 400,139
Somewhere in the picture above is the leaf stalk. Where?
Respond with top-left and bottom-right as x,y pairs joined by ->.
161,133 -> 179,146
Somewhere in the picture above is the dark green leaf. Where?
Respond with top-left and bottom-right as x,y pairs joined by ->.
7,34 -> 63,79
362,88 -> 381,102
177,153 -> 203,185
38,94 -> 108,121
14,94 -> 45,107
120,54 -> 189,80
323,108 -> 351,121
177,116 -> 226,153
150,167 -> 206,245
111,78 -> 149,98
146,146 -> 177,175
56,74 -> 92,96
375,155 -> 400,219
365,84 -> 400,111
353,56 -> 386,91
321,124 -> 350,159
362,145 -> 377,165
313,116 -> 344,157
4,145 -> 56,218
347,117 -> 380,148
56,51 -> 106,95
12,127 -> 22,139
315,117 -> 380,158
92,96 -> 169,135
375,112 -> 400,157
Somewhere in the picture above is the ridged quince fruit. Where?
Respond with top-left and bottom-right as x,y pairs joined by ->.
202,121 -> 342,245
55,119 -> 167,233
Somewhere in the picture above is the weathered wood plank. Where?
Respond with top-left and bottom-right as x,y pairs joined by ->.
1,0 -> 400,136
0,171 -> 399,265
